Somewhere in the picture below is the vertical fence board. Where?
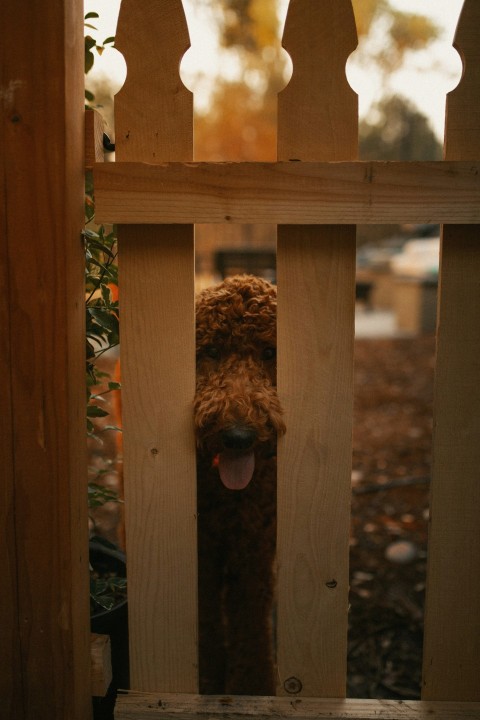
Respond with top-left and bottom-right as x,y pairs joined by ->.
0,0 -> 90,717
423,0 -> 480,701
0,73 -> 21,720
276,0 -> 357,697
115,0 -> 197,692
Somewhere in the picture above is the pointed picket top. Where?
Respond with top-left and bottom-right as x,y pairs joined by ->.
278,0 -> 358,161
444,0 -> 480,159
114,0 -> 192,162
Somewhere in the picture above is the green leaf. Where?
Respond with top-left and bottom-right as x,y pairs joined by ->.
103,36 -> 115,46
101,284 -> 112,305
86,256 -> 107,271
87,405 -> 109,418
83,228 -> 100,240
108,381 -> 121,391
95,595 -> 116,612
91,577 -> 108,594
88,239 -> 116,258
85,51 -> 94,74
86,340 -> 96,358
85,11 -> 99,19
85,36 -> 97,73
88,307 -> 118,334
88,483 -> 119,506
103,265 -> 118,283
108,577 -> 127,592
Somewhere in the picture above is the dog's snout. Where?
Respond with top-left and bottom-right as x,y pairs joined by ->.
221,426 -> 257,451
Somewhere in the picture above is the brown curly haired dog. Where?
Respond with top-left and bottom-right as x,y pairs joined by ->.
195,275 -> 286,695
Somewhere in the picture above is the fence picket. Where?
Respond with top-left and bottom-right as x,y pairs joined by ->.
423,0 -> 480,701
276,0 -> 357,696
106,0 -> 480,708
115,0 -> 197,692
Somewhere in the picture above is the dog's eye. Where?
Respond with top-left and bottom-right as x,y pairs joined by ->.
262,347 -> 276,361
205,345 -> 220,360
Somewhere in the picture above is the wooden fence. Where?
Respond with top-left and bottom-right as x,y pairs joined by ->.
94,1 -> 480,717
2,0 -> 479,718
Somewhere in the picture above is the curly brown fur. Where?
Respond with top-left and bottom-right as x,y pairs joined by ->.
195,275 -> 285,695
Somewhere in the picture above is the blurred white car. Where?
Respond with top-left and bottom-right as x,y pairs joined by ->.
390,237 -> 440,278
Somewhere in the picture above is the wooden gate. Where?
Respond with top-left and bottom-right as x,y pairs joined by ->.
94,0 -> 480,717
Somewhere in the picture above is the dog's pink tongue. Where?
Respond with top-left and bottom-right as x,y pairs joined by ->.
218,450 -> 255,490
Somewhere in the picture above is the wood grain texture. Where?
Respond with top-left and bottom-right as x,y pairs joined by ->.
85,108 -> 105,168
115,0 -> 192,163
115,692 -> 480,720
278,1 -> 357,163
0,0 -> 90,718
0,37 -> 20,719
276,0 -> 357,697
115,0 -> 197,692
423,1 -> 480,700
91,634 -> 112,697
94,160 -> 480,225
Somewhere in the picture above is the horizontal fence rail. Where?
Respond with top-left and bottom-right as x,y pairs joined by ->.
115,694 -> 480,720
94,160 -> 480,225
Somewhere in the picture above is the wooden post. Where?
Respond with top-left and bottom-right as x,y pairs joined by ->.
0,0 -> 90,718
115,0 -> 198,692
423,0 -> 480,701
276,0 -> 357,696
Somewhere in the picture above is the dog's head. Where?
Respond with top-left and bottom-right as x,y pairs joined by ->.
195,275 -> 285,489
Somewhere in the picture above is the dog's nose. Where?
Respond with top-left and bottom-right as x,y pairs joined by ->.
221,427 -> 257,451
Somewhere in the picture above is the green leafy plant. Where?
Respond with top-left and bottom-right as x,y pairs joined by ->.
85,12 -> 125,614
89,537 -> 127,616
91,573 -> 127,614
84,11 -> 115,102
84,218 -> 120,440
84,186 -> 124,607
84,155 -> 120,424
88,463 -> 120,509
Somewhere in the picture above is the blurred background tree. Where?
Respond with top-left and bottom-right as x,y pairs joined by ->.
353,0 -> 439,75
194,0 -> 441,162
191,0 -> 442,273
194,0 -> 284,161
360,96 -> 441,162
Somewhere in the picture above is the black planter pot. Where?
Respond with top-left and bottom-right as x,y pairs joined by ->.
90,537 -> 129,720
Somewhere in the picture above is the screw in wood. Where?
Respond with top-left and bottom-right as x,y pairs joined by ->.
283,676 -> 302,694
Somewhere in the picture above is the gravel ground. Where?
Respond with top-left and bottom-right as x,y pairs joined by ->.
348,336 -> 435,699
